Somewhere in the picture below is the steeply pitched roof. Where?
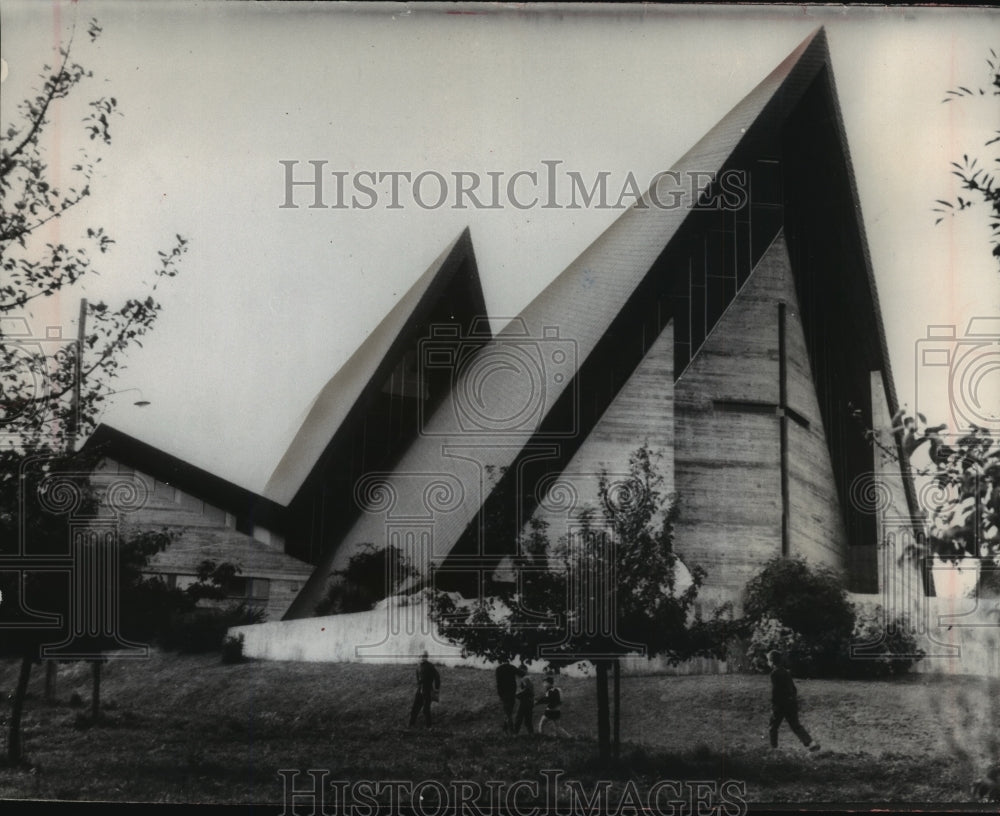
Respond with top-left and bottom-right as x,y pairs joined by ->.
264,227 -> 487,507
283,26 -> 891,618
84,424 -> 285,532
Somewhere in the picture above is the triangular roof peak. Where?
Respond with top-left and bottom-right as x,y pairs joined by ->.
264,227 -> 487,508
282,28 -> 872,618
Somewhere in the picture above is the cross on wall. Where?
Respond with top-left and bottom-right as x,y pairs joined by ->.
711,302 -> 810,558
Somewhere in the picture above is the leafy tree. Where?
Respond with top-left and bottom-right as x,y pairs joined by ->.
431,444 -> 726,763
853,396 -> 999,595
0,15 -> 187,764
933,48 -> 1000,268
740,556 -> 855,677
888,414 -> 999,593
124,553 -> 267,657
1,15 -> 187,450
0,449 -> 99,763
871,51 -> 1000,594
315,543 -> 418,615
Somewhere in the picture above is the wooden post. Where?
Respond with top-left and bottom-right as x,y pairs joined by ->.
91,660 -> 101,721
44,660 -> 56,703
613,658 -> 621,761
596,661 -> 610,763
8,656 -> 33,764
67,298 -> 87,453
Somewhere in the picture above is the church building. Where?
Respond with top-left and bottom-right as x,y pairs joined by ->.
89,28 -> 931,654
267,27 -> 916,622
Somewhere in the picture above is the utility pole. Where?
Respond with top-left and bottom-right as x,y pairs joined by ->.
66,298 -> 87,454
47,298 -> 87,703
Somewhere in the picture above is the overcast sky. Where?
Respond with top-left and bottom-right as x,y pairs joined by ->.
2,2 -> 997,494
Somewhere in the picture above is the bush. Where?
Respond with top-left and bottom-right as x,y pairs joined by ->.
316,543 -> 416,615
842,605 -> 924,678
160,603 -> 266,654
741,559 -> 926,678
221,633 -> 246,664
746,617 -> 809,673
741,556 -> 855,677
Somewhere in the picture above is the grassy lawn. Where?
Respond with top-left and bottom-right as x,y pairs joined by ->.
0,652 -> 994,807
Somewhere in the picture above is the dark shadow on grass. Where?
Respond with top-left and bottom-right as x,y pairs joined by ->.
566,741 -> 968,792
71,709 -> 146,730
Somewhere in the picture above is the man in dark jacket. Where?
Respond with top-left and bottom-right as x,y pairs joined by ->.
495,658 -> 519,732
512,664 -> 535,735
408,651 -> 440,728
767,650 -> 820,751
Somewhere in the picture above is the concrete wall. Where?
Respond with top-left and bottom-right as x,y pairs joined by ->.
531,323 -> 675,540
233,589 -> 999,679
231,603 -> 467,666
868,373 -> 926,620
850,592 -> 1000,678
674,232 -> 847,611
229,594 -> 731,677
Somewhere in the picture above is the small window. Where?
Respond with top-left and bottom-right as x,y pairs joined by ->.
224,576 -> 270,606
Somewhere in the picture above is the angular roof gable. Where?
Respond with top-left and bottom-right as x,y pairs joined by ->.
84,424 -> 285,532
283,26 -> 891,618
264,227 -> 487,506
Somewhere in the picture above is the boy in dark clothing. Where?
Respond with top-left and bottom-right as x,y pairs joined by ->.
408,651 -> 441,728
537,675 -> 570,738
767,650 -> 820,751
512,664 -> 535,735
495,659 -> 519,732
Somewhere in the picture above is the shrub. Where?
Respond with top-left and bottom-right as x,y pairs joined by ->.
741,559 -> 926,678
746,617 -> 809,673
842,605 -> 925,678
741,556 -> 855,676
221,633 -> 246,664
161,603 -> 266,654
316,543 -> 417,615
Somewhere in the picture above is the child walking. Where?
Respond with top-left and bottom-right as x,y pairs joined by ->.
767,650 -> 820,752
536,675 -> 570,738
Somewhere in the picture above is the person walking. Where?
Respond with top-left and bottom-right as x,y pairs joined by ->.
767,650 -> 820,752
495,658 -> 518,732
536,675 -> 570,738
512,664 -> 535,735
408,650 -> 440,728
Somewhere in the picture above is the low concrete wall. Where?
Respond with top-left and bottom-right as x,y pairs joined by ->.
912,596 -> 1000,678
230,605 -> 468,666
850,591 -> 1000,678
231,592 -> 1000,678
229,595 -> 735,676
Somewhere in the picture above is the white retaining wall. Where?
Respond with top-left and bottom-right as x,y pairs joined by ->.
231,592 -> 999,678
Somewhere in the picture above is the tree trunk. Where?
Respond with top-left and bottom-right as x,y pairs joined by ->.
7,655 -> 33,765
595,660 -> 611,763
91,660 -> 102,721
44,660 -> 56,703
613,658 -> 621,761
